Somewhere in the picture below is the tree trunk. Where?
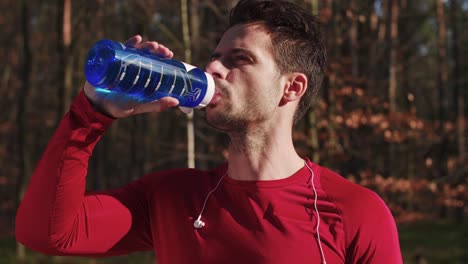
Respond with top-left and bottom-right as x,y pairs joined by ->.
388,0 -> 399,113
436,0 -> 449,123
190,0 -> 200,62
308,111 -> 320,163
387,0 -> 399,179
181,0 -> 195,168
57,0 -> 73,121
450,0 -> 465,176
323,0 -> 342,161
310,0 -> 319,15
349,0 -> 359,88
16,0 -> 32,260
367,0 -> 379,94
436,0 -> 449,179
307,0 -> 320,163
399,0 -> 414,212
191,0 -> 211,169
375,0 -> 388,100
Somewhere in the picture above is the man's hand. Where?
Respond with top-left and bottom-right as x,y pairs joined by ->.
83,35 -> 179,118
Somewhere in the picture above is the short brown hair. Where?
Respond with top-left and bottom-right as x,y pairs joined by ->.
229,0 -> 327,123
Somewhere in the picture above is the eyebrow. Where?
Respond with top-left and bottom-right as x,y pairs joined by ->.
211,48 -> 257,62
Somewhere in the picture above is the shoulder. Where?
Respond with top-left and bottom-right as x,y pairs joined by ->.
318,166 -> 391,222
318,166 -> 402,263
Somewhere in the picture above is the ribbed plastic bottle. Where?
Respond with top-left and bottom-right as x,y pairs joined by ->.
84,39 -> 215,113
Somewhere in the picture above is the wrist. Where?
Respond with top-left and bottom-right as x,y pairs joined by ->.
83,83 -> 119,119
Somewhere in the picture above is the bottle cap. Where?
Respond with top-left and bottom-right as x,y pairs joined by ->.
179,72 -> 215,114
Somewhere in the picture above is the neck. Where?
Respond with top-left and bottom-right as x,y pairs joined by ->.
226,123 -> 304,181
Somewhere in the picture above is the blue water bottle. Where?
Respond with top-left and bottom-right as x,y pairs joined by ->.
84,39 -> 215,113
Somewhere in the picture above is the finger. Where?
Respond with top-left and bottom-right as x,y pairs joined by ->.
136,41 -> 174,58
167,51 -> 174,59
134,97 -> 179,114
136,41 -> 160,53
124,35 -> 142,47
156,44 -> 173,58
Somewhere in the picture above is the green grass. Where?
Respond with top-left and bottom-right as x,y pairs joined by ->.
2,220 -> 467,263
399,220 -> 468,264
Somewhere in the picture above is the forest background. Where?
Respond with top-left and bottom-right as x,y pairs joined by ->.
0,0 -> 467,263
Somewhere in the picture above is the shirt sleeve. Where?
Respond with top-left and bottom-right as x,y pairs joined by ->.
15,90 -> 153,256
343,190 -> 403,264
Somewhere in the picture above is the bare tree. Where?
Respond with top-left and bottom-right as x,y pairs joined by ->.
181,0 -> 195,168
349,0 -> 359,88
389,0 -> 399,113
322,0 -> 342,158
449,0 -> 465,177
16,0 -> 32,260
307,0 -> 320,163
436,0 -> 449,178
387,0 -> 399,180
57,0 -> 73,120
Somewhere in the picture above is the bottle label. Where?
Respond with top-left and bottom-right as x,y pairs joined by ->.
113,52 -> 206,106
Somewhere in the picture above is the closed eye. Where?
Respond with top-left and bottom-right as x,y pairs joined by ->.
232,55 -> 252,65
209,48 -> 256,69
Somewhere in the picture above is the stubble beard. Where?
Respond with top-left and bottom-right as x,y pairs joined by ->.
208,107 -> 278,154
206,103 -> 249,133
206,86 -> 279,132
205,79 -> 281,154
206,95 -> 279,154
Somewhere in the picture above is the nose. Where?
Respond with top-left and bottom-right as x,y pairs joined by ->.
205,59 -> 228,80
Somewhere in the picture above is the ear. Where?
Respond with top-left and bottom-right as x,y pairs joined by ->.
280,73 -> 308,105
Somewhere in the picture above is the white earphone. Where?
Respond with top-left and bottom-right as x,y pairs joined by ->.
193,171 -> 227,229
193,216 -> 205,229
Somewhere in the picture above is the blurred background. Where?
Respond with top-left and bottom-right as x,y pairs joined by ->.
0,0 -> 467,263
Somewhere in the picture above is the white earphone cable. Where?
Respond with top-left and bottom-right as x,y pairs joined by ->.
304,161 -> 327,264
194,170 -> 228,228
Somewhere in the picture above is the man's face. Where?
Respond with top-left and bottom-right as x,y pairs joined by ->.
204,23 -> 285,132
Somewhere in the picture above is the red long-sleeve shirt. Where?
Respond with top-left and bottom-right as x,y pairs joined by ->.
16,91 -> 403,263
